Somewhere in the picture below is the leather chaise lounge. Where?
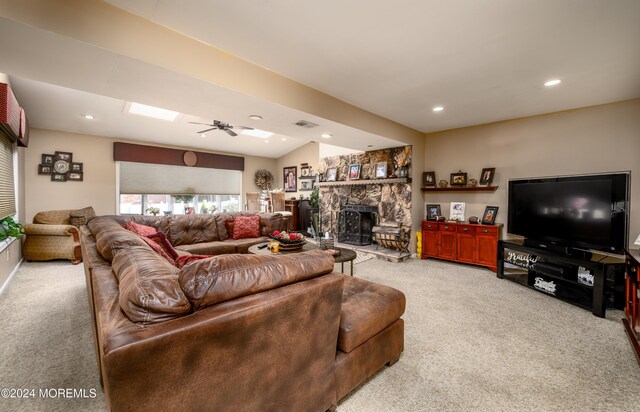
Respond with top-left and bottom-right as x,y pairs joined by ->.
80,213 -> 405,411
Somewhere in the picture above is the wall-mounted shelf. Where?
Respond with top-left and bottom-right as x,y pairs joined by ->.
299,176 -> 316,180
421,186 -> 498,193
316,178 -> 411,187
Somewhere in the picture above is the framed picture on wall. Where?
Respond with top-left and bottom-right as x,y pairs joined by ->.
41,154 -> 54,165
70,162 -> 83,172
375,162 -> 387,179
450,171 -> 467,186
283,166 -> 297,192
68,172 -> 84,182
51,173 -> 67,182
38,165 -> 52,175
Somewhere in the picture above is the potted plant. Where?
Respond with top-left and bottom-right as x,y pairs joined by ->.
146,207 -> 160,216
0,216 -> 25,241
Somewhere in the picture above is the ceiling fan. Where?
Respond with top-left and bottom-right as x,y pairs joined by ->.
188,119 -> 253,136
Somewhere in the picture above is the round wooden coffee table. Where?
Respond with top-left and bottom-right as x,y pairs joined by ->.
248,242 -> 358,275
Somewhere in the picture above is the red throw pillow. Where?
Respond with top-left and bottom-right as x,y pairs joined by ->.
232,215 -> 261,239
124,221 -> 157,237
140,236 -> 176,265
224,219 -> 235,238
175,254 -> 212,269
146,231 -> 179,261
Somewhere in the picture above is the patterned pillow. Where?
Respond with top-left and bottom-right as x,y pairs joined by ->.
232,215 -> 261,239
124,221 -> 157,237
145,232 -> 180,264
69,206 -> 96,227
175,254 -> 212,269
140,236 -> 176,266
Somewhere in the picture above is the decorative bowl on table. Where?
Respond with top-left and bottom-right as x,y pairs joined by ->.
269,231 -> 307,251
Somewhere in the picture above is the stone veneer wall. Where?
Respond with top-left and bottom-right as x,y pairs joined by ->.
318,146 -> 412,238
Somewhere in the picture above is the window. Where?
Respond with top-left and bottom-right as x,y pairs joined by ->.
0,134 -> 16,219
118,194 -> 240,215
118,161 -> 242,215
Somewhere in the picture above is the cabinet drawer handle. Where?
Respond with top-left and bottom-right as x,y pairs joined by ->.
444,226 -> 449,229
463,228 -> 469,231
428,225 -> 432,228
483,229 -> 489,233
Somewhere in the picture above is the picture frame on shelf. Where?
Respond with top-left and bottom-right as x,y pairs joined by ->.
283,166 -> 297,192
450,171 -> 467,186
480,167 -> 496,185
68,172 -> 83,182
325,167 -> 337,182
300,166 -> 311,177
38,165 -> 52,175
348,164 -> 361,180
51,173 -> 67,182
300,180 -> 313,190
375,162 -> 387,179
450,202 -> 466,221
423,171 -> 436,187
426,204 -> 441,221
70,162 -> 83,172
41,154 -> 54,165
482,206 -> 499,225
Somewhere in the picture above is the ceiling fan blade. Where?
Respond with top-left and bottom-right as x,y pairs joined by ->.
234,126 -> 254,130
197,127 -> 216,134
224,129 -> 238,137
188,121 -> 213,126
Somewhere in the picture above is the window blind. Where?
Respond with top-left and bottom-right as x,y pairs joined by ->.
0,133 -> 16,219
119,161 -> 242,195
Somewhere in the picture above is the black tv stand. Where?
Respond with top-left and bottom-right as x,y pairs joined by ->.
498,239 -> 625,317
522,239 -> 593,260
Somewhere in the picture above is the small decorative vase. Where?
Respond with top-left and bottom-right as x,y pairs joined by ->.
439,180 -> 448,188
467,179 -> 478,187
468,216 -> 479,224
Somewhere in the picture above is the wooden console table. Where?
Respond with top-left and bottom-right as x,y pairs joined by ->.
623,249 -> 640,364
421,221 -> 502,271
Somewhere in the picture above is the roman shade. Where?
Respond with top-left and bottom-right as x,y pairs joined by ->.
119,161 -> 241,195
0,133 -> 16,219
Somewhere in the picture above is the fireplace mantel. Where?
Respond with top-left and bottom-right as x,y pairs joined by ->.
316,178 -> 410,188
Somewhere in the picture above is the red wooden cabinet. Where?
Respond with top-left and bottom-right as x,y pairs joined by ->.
421,221 -> 502,271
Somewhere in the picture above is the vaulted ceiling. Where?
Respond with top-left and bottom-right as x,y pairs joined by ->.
1,0 -> 639,158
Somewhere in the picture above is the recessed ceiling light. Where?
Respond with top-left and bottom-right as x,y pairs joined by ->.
242,129 -> 273,138
432,106 -> 444,112
544,79 -> 561,87
248,115 -> 263,120
127,102 -> 179,121
281,138 -> 286,141
201,134 -> 206,137
321,133 -> 332,138
264,140 -> 269,143
84,114 -> 94,120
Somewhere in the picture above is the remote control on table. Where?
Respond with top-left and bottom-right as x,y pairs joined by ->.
257,243 -> 269,249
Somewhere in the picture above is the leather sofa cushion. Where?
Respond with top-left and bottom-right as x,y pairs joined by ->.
223,237 -> 270,254
33,209 -> 72,225
88,217 -> 149,262
338,275 -> 406,353
112,245 -> 191,323
175,241 -> 237,256
169,214 -> 219,246
180,249 -> 335,310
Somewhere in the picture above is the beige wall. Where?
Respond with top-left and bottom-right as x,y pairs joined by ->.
423,99 -> 640,250
24,128 -> 279,222
275,142 -> 320,199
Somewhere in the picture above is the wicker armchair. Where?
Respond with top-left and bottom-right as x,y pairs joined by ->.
22,207 -> 94,264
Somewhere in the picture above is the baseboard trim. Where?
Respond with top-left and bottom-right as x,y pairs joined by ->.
0,257 -> 24,297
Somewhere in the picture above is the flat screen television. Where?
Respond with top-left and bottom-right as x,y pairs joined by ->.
508,173 -> 629,255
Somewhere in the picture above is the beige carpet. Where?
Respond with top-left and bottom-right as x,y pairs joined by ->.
1,258 -> 639,411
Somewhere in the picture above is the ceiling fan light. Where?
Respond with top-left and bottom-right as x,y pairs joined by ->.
248,115 -> 263,120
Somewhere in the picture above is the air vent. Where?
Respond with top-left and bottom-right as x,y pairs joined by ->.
293,120 -> 319,128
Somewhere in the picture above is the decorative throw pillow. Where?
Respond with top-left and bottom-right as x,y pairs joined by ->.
175,254 -> 212,269
69,206 -> 96,227
140,236 -> 176,266
224,219 -> 235,238
124,221 -> 157,237
145,231 -> 180,263
232,215 -> 261,239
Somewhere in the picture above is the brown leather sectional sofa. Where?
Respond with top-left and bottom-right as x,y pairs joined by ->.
80,212 -> 405,411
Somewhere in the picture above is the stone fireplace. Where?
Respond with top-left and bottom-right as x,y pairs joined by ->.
338,204 -> 378,245
317,146 -> 412,242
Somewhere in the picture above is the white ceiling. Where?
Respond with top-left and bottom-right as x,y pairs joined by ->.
3,0 -> 640,157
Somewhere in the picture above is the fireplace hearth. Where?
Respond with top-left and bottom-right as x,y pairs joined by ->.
338,204 -> 378,246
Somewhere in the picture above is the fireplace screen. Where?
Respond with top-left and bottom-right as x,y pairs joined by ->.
338,204 -> 378,246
